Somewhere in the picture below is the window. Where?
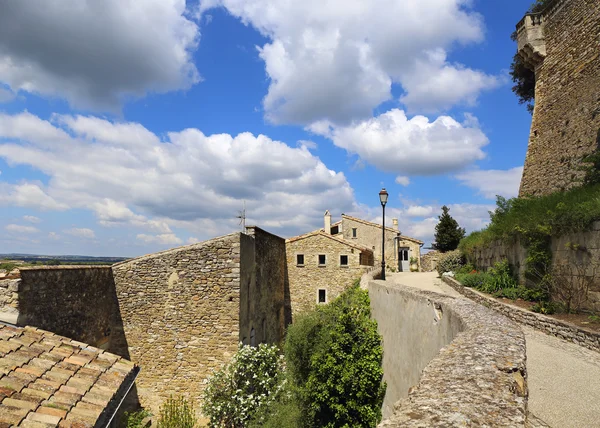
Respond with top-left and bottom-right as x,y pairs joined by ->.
318,289 -> 327,303
331,225 -> 339,235
318,254 -> 326,265
296,254 -> 305,266
352,228 -> 357,238
340,255 -> 348,266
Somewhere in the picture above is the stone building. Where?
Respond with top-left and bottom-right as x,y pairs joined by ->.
285,230 -> 374,316
331,213 -> 423,272
516,0 -> 600,196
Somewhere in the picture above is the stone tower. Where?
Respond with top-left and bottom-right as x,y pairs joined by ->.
517,0 -> 600,197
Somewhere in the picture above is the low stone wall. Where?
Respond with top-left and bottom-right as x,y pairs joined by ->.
1,266 -> 118,348
468,223 -> 600,312
370,280 -> 528,427
359,266 -> 381,290
420,250 -> 441,272
443,276 -> 600,353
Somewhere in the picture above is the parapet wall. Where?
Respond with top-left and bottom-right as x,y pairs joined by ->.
0,266 -> 118,348
370,281 -> 528,426
518,0 -> 600,196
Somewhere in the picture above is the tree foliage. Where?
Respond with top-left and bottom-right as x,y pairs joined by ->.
284,285 -> 385,428
432,206 -> 465,253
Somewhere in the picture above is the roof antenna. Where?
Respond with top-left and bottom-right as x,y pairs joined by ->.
236,201 -> 246,232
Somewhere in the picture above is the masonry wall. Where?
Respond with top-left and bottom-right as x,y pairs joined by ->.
519,0 -> 600,196
1,267 -> 118,349
286,234 -> 367,317
370,281 -> 528,426
111,234 -> 242,411
341,217 -> 421,271
240,226 -> 288,346
468,223 -> 600,312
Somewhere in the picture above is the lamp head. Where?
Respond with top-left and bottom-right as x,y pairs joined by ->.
379,188 -> 389,206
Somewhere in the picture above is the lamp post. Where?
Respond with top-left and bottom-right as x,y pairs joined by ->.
379,188 -> 388,280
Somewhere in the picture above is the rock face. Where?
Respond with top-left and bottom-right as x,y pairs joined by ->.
518,0 -> 600,196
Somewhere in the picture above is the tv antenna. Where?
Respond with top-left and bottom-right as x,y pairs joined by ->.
236,201 -> 246,231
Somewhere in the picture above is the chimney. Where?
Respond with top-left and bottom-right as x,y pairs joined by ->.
324,210 -> 331,235
392,218 -> 399,231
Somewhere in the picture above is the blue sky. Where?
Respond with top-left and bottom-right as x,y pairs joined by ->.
0,0 -> 534,257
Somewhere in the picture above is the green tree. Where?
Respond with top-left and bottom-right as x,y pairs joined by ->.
432,206 -> 465,253
284,285 -> 385,428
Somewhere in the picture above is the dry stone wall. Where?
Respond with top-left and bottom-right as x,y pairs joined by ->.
370,280 -> 528,427
468,223 -> 600,312
286,233 -> 367,317
3,267 -> 118,349
111,233 -> 243,411
518,0 -> 600,196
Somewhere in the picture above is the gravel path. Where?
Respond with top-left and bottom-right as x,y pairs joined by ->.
386,272 -> 600,428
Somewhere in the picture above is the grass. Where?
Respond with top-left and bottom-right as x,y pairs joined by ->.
459,184 -> 600,256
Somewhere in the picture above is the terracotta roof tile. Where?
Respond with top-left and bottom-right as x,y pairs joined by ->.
0,324 -> 138,427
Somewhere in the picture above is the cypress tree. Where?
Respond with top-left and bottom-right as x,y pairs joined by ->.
432,206 -> 465,253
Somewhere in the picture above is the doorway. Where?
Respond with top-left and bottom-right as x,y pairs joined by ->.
398,247 -> 409,272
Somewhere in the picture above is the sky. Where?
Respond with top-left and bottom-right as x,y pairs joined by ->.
0,0 -> 534,257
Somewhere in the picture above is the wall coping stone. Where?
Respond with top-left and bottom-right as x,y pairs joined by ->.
18,265 -> 112,271
373,281 -> 528,427
360,267 -> 381,290
443,276 -> 600,354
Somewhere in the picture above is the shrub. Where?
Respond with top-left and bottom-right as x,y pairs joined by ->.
122,409 -> 151,428
530,301 -> 561,315
455,272 -> 490,289
202,344 -> 285,428
436,250 -> 465,276
284,285 -> 385,428
157,396 -> 197,428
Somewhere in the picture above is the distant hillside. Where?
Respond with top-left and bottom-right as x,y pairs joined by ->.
0,253 -> 129,265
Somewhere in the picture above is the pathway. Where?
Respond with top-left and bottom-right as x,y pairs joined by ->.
385,272 -> 600,428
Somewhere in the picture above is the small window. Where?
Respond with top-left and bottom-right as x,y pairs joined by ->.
318,254 -> 326,265
318,289 -> 327,303
352,228 -> 357,238
340,255 -> 348,266
297,254 -> 305,265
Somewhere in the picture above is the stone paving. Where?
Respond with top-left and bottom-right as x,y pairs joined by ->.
386,272 -> 600,428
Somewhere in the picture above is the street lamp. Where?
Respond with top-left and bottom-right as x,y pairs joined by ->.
379,188 -> 388,280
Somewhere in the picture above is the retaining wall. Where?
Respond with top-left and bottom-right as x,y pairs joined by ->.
370,280 -> 528,427
443,276 -> 600,353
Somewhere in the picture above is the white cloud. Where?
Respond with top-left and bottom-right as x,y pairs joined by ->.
310,109 -> 488,175
199,0 -> 498,124
455,167 -> 523,199
64,228 -> 96,239
48,232 -> 60,240
137,233 -> 183,246
0,182 -> 69,211
0,112 -> 356,240
404,205 -> 435,218
5,224 -> 39,234
0,1 -> 200,110
23,215 -> 41,224
395,176 -> 410,187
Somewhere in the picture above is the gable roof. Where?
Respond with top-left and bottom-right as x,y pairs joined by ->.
286,230 -> 373,253
0,324 -> 138,427
341,214 -> 424,244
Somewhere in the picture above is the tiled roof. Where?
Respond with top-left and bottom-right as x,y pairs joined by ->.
286,230 -> 373,253
0,324 -> 138,428
341,214 -> 424,244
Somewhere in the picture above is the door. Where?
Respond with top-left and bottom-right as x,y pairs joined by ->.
398,247 -> 409,272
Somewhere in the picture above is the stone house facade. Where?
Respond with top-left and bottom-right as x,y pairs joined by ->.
331,214 -> 423,272
285,230 -> 374,316
516,0 -> 600,196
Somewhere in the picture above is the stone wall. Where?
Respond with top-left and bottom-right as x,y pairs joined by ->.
518,0 -> 600,196
443,276 -> 600,353
286,233 -> 369,317
370,280 -> 528,427
420,251 -> 441,272
111,233 -> 243,411
1,267 -> 119,349
468,223 -> 600,312
341,216 -> 422,271
240,226 -> 288,346
0,277 -> 20,324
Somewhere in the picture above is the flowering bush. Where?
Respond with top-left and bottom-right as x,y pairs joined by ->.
436,250 -> 465,276
201,343 -> 286,428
